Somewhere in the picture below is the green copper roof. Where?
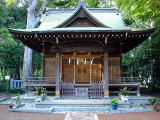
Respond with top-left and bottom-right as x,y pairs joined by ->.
39,13 -> 72,29
39,9 -> 125,29
92,13 -> 125,28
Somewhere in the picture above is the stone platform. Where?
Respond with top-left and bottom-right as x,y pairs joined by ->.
3,95 -> 155,113
35,98 -> 130,112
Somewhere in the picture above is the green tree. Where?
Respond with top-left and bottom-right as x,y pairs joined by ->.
114,0 -> 160,90
113,0 -> 160,22
0,4 -> 25,79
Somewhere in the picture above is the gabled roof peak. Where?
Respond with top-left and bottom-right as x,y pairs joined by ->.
55,2 -> 109,28
78,0 -> 86,8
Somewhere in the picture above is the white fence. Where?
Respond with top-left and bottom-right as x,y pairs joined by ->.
10,79 -> 23,89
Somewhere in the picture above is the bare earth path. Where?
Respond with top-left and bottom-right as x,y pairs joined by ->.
98,112 -> 160,120
0,105 -> 160,120
0,105 -> 66,120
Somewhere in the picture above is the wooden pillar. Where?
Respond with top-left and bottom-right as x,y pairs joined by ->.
74,56 -> 76,83
90,58 -> 92,83
55,53 -> 60,96
103,53 -> 109,97
137,85 -> 141,96
42,44 -> 45,77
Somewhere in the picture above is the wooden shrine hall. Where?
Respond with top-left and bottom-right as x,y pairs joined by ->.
9,1 -> 154,98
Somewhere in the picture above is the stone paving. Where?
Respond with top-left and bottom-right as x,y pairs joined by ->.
64,112 -> 99,120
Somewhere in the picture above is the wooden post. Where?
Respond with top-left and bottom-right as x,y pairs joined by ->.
137,85 -> 141,96
103,53 -> 109,97
42,44 -> 45,77
90,58 -> 92,83
10,79 -> 13,89
74,57 -> 76,83
55,53 -> 60,96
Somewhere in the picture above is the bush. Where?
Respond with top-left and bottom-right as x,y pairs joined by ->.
9,88 -> 24,93
0,80 -> 8,92
34,86 -> 46,96
109,99 -> 119,105
148,97 -> 160,105
119,87 -> 130,96
15,94 -> 21,105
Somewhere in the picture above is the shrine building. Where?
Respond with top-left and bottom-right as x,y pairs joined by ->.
9,1 -> 154,98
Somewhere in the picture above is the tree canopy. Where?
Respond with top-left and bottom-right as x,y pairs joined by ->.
113,0 -> 160,90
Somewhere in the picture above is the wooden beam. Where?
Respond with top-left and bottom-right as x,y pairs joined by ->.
60,47 -> 104,53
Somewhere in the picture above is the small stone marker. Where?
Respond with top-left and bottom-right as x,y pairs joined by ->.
64,112 -> 99,120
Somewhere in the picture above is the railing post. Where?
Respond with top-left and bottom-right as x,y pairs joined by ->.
14,81 -> 16,88
10,79 -> 13,89
19,80 -> 21,88
137,77 -> 141,96
137,85 -> 141,96
17,81 -> 20,88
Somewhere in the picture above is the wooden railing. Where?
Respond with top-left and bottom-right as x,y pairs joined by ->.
10,79 -> 23,89
10,77 -> 141,88
23,77 -> 56,87
109,77 -> 141,96
121,77 -> 141,84
9,77 -> 141,96
22,77 -> 141,86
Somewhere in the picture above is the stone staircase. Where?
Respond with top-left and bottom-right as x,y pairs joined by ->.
35,99 -> 130,112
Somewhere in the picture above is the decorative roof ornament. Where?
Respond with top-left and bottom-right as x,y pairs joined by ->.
78,0 -> 86,7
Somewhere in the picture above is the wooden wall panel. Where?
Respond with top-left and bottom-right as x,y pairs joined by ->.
62,55 -> 102,83
63,64 -> 74,82
44,56 -> 56,83
62,58 -> 74,82
91,64 -> 102,82
108,56 -> 121,83
43,55 -> 121,84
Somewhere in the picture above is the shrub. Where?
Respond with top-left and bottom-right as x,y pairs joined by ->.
9,88 -> 23,93
148,97 -> 160,105
34,86 -> 46,96
15,94 -> 21,105
0,80 -> 8,92
119,87 -> 130,96
109,99 -> 119,105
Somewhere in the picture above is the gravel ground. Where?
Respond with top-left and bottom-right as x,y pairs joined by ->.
0,92 -> 16,99
0,105 -> 160,120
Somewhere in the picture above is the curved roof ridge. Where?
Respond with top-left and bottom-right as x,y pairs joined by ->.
55,2 -> 110,28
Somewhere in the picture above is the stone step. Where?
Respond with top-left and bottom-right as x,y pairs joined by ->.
53,106 -> 111,112
64,112 -> 99,120
35,99 -> 130,109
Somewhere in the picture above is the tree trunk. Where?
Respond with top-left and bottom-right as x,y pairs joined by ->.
22,17 -> 35,77
22,47 -> 33,77
1,67 -> 6,80
22,0 -> 48,78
